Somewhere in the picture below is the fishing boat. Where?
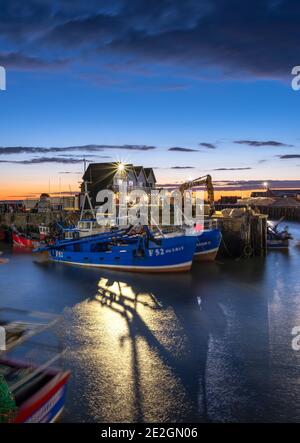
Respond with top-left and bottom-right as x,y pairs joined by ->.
267,219 -> 292,249
194,228 -> 222,261
12,227 -> 40,249
34,227 -> 198,273
0,308 -> 70,423
38,224 -> 50,241
58,219 -> 107,240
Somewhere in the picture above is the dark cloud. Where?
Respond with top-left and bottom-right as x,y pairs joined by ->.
212,167 -> 252,171
168,147 -> 199,152
0,1 -> 298,80
234,140 -> 293,147
107,144 -> 156,151
57,154 -> 111,158
199,142 -> 217,149
0,157 -> 85,164
277,154 -> 300,159
219,179 -> 300,190
0,52 -> 68,70
58,171 -> 83,174
157,180 -> 300,191
0,144 -> 156,155
171,166 -> 195,169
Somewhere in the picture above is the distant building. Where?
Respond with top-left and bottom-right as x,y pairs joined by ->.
219,196 -> 241,204
251,189 -> 300,200
82,162 -> 156,207
144,168 -> 156,188
0,200 -> 24,213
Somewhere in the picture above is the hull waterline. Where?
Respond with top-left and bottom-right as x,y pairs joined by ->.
194,228 -> 222,261
41,229 -> 198,273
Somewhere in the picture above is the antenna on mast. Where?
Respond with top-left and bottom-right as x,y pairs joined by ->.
80,158 -> 95,220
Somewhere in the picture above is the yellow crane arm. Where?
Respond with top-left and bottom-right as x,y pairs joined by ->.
179,174 -> 215,213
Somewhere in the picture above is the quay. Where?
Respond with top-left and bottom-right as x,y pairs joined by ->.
2,169 -> 299,259
0,208 -> 268,259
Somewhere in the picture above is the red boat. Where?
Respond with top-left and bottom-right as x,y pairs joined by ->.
12,231 -> 39,248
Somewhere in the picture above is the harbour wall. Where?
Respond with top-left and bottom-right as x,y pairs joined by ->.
0,211 -> 80,230
215,204 -> 300,221
0,210 -> 268,259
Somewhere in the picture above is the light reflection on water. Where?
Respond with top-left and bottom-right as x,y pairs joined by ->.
1,222 -> 300,422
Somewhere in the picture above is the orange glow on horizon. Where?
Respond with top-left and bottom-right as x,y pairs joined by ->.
1,184 -> 256,201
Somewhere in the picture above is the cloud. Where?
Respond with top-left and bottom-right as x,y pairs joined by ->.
212,167 -> 252,171
0,52 -> 68,70
0,157 -> 85,164
234,140 -> 293,147
277,154 -> 300,159
219,179 -> 300,190
0,144 -> 157,155
58,171 -> 82,174
58,154 -> 111,158
199,142 -> 216,149
171,166 -> 195,169
157,180 -> 300,191
1,1 -> 298,80
168,147 -> 199,152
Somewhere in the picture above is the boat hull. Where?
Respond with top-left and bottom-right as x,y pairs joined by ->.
194,228 -> 222,261
0,358 -> 70,424
267,239 -> 289,249
12,232 -> 39,249
47,234 -> 197,273
14,371 -> 70,423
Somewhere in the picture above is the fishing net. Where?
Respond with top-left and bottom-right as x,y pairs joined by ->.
0,374 -> 16,423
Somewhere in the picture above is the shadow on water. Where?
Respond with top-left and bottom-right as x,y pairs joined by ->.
90,273 -> 213,422
33,254 -> 272,422
84,256 -> 270,422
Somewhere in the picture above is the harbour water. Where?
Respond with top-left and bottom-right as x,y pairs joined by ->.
1,222 -> 300,423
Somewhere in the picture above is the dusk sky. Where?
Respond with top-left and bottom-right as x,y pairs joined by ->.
0,0 -> 300,198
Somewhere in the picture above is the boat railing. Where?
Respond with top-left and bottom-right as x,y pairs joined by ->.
0,308 -> 61,353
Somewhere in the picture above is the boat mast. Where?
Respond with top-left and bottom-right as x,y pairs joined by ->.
80,158 -> 96,220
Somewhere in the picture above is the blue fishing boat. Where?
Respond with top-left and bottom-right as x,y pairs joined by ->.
194,228 -> 222,261
35,227 -> 198,273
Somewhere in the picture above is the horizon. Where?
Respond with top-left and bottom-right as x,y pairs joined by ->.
0,1 -> 300,198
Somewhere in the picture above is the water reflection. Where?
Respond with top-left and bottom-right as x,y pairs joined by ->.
74,272 -> 227,422
2,224 -> 300,422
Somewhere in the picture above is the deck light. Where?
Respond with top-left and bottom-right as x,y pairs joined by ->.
117,163 -> 125,172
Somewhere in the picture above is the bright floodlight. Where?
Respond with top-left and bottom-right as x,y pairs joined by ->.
263,181 -> 268,188
117,163 -> 125,172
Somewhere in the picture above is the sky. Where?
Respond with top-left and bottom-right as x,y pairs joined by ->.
0,0 -> 300,199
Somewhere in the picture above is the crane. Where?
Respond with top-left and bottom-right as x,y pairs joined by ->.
179,174 -> 215,215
